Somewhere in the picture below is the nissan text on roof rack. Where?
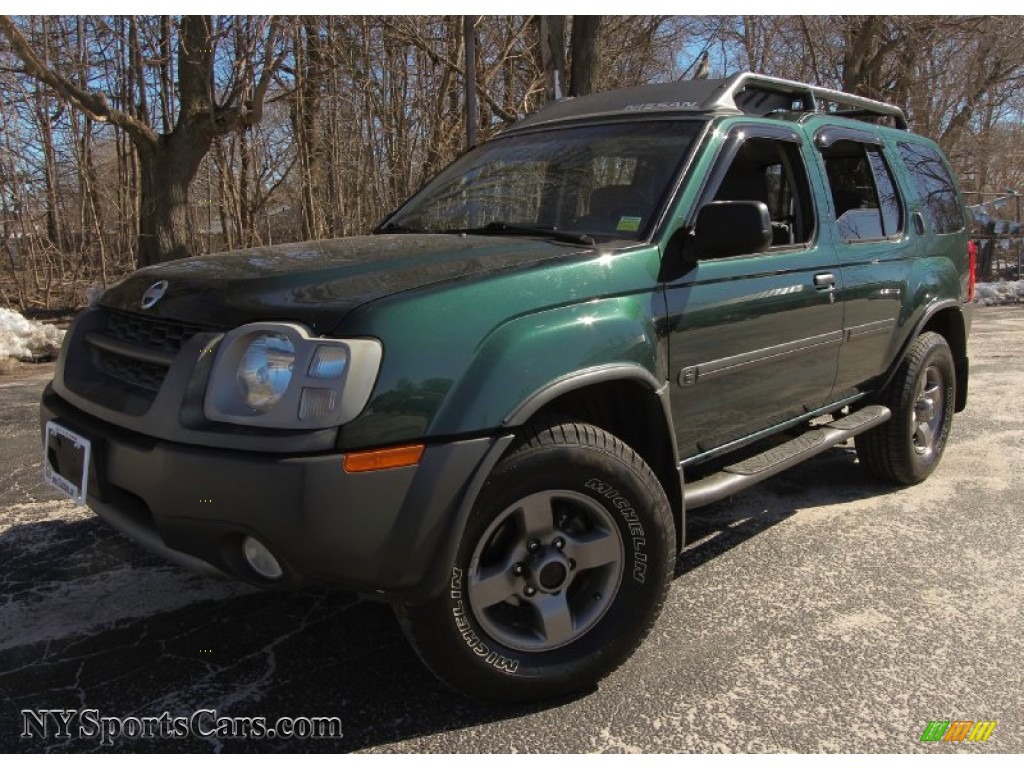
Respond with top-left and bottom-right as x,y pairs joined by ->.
42,72 -> 973,702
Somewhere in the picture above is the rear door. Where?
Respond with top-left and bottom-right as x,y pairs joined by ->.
664,123 -> 843,461
813,127 -> 912,398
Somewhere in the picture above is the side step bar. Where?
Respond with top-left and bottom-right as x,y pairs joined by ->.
684,405 -> 891,510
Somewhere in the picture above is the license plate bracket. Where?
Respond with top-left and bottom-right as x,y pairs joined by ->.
43,421 -> 91,505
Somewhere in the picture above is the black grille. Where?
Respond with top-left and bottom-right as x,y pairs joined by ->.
88,310 -> 216,393
105,310 -> 210,354
94,348 -> 167,392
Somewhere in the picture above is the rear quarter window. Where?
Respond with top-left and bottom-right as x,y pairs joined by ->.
897,142 -> 964,234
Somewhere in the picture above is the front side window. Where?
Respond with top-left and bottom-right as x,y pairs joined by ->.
710,136 -> 815,247
821,140 -> 903,242
384,122 -> 703,241
897,142 -> 964,234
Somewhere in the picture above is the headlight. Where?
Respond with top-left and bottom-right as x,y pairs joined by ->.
204,322 -> 382,429
237,333 -> 295,413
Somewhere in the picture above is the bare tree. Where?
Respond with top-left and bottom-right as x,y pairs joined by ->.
4,14 -> 1021,312
0,15 -> 287,266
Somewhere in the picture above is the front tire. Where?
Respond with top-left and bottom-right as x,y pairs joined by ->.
855,331 -> 956,485
396,420 -> 675,702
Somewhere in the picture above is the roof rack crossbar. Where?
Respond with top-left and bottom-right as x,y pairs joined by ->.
712,72 -> 908,130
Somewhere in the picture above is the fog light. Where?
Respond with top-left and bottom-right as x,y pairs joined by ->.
242,535 -> 283,580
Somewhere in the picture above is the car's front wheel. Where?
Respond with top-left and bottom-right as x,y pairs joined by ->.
396,420 -> 675,702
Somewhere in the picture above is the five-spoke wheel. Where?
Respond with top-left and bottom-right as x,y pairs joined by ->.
396,420 -> 675,702
911,364 -> 945,459
468,490 -> 624,652
856,331 -> 956,485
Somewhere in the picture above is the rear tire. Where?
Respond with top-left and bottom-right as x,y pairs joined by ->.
396,420 -> 675,703
855,331 -> 956,485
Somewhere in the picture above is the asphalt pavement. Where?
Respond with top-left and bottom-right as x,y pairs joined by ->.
1,307 -> 1021,753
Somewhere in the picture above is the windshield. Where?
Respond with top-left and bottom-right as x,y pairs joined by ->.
384,121 -> 703,241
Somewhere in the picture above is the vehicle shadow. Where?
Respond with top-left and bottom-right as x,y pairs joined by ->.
677,442 -> 896,577
0,443 -> 897,754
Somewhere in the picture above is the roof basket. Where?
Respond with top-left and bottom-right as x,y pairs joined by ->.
712,72 -> 908,130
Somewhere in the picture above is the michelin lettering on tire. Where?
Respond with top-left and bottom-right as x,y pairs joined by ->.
398,421 -> 673,701
585,478 -> 648,584
449,566 -> 519,674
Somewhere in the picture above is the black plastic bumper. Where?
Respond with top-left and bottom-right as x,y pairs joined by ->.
41,385 -> 506,602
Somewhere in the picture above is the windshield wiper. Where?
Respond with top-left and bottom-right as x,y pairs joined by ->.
457,222 -> 595,246
375,222 -> 438,234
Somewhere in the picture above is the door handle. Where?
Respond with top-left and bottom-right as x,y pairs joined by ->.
813,273 -> 836,290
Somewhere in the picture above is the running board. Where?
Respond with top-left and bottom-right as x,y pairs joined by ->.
684,405 -> 891,510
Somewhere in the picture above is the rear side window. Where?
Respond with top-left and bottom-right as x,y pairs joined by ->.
897,142 -> 964,234
820,140 -> 902,242
867,148 -> 902,236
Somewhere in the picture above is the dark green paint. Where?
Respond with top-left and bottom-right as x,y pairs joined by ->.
98,110 -> 970,459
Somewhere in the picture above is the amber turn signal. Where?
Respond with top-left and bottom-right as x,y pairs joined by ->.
343,443 -> 425,473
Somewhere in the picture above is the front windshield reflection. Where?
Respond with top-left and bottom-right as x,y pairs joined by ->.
385,122 -> 702,241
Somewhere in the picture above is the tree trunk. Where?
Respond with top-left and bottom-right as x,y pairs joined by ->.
464,15 -> 478,148
538,16 -> 566,102
294,18 -> 325,242
569,16 -> 602,97
136,132 -> 209,266
37,95 -> 64,253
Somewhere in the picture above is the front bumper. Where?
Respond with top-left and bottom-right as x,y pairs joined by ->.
41,385 -> 504,602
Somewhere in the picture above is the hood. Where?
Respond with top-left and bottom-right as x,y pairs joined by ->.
100,234 -> 590,334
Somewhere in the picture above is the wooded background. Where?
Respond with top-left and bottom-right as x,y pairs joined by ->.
1,15 -> 1022,311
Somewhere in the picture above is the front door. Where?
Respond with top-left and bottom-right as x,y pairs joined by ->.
663,125 -> 843,461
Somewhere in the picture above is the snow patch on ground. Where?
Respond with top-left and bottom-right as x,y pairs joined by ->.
974,280 -> 1024,306
0,308 -> 65,363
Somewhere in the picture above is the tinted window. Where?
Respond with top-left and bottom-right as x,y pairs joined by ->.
867,147 -> 902,236
711,137 -> 814,247
820,140 -> 902,242
897,142 -> 964,234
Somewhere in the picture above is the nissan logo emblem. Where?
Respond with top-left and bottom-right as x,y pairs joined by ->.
141,280 -> 169,309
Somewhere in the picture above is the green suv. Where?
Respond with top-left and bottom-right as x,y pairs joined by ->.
41,73 -> 974,702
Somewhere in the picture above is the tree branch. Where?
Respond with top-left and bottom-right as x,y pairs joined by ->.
0,14 -> 157,147
176,15 -> 214,123
383,17 -> 519,124
202,17 -> 286,138
244,17 -> 286,127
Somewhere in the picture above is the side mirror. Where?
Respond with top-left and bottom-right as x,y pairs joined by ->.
693,201 -> 772,259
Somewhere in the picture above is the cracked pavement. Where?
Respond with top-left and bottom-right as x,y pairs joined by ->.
1,307 -> 1022,753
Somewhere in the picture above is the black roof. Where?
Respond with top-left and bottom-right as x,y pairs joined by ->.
506,72 -> 908,133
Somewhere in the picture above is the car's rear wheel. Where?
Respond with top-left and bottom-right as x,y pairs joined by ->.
855,331 -> 956,485
395,420 -> 675,702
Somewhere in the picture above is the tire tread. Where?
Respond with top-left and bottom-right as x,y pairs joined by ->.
397,415 -> 674,702
856,331 -> 953,485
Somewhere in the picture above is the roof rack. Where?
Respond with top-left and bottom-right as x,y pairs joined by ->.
504,71 -> 909,133
711,72 -> 908,130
